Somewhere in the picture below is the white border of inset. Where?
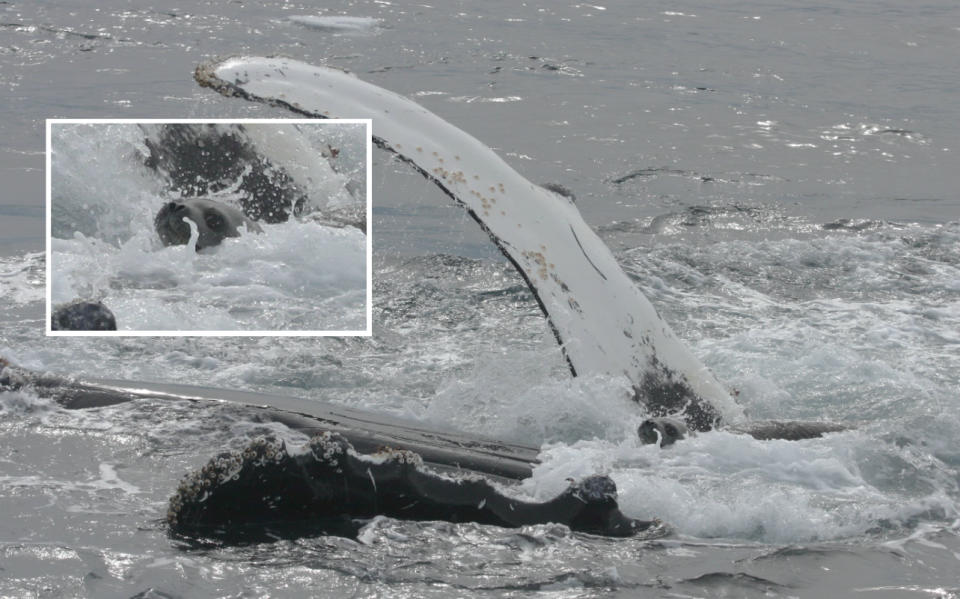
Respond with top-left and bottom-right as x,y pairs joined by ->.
46,118 -> 373,337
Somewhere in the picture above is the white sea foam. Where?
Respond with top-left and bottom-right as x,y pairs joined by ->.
425,365 -> 638,445
518,428 -> 959,543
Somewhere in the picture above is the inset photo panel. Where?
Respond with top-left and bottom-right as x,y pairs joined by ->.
46,119 -> 371,335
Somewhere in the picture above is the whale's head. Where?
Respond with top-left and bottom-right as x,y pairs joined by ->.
154,198 -> 261,251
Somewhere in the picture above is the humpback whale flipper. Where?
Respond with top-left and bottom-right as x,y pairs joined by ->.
195,56 -> 740,430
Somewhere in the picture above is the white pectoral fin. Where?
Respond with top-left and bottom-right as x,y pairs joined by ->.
195,56 -> 739,426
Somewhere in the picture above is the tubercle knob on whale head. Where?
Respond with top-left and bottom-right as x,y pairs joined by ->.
638,417 -> 689,447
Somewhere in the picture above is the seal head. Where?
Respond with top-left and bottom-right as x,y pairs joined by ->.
154,198 -> 262,251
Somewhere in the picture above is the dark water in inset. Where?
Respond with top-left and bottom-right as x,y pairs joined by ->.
2,1 -> 959,597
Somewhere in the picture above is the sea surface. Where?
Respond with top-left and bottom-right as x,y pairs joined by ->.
2,1 -> 959,597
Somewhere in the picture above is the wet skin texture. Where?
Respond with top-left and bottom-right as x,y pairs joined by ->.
143,124 -> 307,223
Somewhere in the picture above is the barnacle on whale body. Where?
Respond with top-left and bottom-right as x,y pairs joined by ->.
167,436 -> 289,526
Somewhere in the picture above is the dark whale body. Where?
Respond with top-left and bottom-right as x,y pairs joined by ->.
142,124 -> 307,223
142,123 -> 367,240
170,434 -> 647,542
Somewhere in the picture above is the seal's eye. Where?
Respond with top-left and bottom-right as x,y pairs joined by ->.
204,211 -> 225,231
664,424 -> 677,438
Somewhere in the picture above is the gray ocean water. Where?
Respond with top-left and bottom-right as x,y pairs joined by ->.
2,1 -> 959,597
